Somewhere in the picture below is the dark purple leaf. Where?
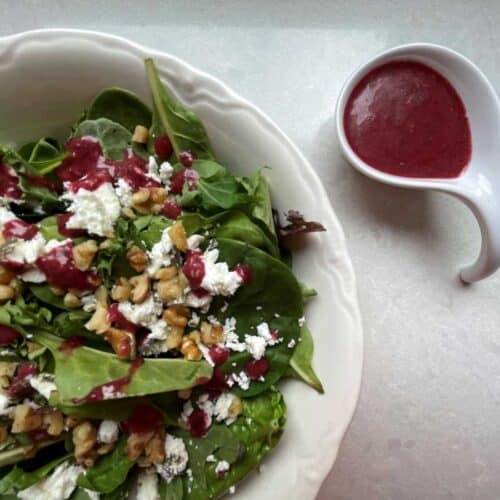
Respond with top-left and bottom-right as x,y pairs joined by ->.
273,209 -> 326,240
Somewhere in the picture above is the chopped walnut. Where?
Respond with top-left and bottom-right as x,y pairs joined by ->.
180,337 -> 203,361
127,245 -> 148,273
63,292 -> 81,309
42,409 -> 64,436
126,430 -> 155,461
0,425 -> 8,443
130,274 -> 151,304
0,284 -> 15,304
0,265 -> 15,286
168,221 -> 188,252
156,277 -> 183,302
200,321 -> 224,345
132,187 -> 167,214
72,240 -> 98,271
11,404 -> 43,433
85,303 -> 110,334
73,421 -> 98,466
166,326 -> 184,349
111,277 -> 132,302
104,328 -> 135,359
132,125 -> 149,143
162,306 -> 189,328
154,266 -> 178,281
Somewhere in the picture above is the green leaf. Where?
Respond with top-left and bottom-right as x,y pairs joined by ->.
0,454 -> 69,494
159,476 -> 183,500
299,283 -> 318,302
145,58 -> 215,161
30,284 -> 70,310
196,177 -> 253,212
77,437 -> 133,494
215,239 -> 302,397
177,388 -> 286,500
38,215 -> 65,241
247,169 -> 277,241
74,118 -> 132,160
288,324 -> 323,393
86,87 -> 152,133
35,332 -> 213,404
55,397 -> 146,421
135,215 -> 171,248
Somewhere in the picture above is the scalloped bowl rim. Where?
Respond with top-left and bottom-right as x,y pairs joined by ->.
0,29 -> 363,499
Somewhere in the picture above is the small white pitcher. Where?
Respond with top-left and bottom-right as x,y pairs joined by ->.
336,43 -> 500,283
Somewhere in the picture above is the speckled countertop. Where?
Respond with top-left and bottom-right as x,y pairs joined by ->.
2,1 -> 500,498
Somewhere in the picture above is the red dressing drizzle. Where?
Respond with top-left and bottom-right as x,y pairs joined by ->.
58,336 -> 84,354
36,241 -> 99,291
188,409 -> 211,438
57,213 -> 87,238
2,219 -> 38,241
0,325 -> 21,345
121,403 -> 164,434
245,357 -> 269,379
73,357 -> 144,403
234,263 -> 252,284
108,303 -> 139,334
0,163 -> 22,200
182,250 -> 205,290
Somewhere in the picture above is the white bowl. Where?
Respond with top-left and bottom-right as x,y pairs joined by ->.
0,30 -> 363,499
336,43 -> 500,283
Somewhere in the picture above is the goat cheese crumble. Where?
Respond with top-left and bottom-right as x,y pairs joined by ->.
64,183 -> 121,236
5,232 -> 46,264
156,434 -> 189,482
98,420 -> 119,444
114,178 -> 133,207
147,228 -> 174,275
29,373 -> 57,400
215,460 -> 230,476
137,468 -> 159,500
17,461 -> 83,500
118,295 -> 163,327
200,248 -> 242,296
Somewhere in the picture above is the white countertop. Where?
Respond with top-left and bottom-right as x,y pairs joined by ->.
3,1 -> 500,498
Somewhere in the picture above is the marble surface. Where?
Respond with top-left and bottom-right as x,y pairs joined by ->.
2,1 -> 500,498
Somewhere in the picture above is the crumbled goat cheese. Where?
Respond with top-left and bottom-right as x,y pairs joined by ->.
257,321 -> 280,346
214,392 -> 238,424
5,233 -> 46,264
147,319 -> 168,340
159,161 -> 174,184
17,461 -> 83,500
288,339 -> 297,348
206,454 -> 216,463
197,394 -> 215,419
81,293 -> 97,312
180,401 -> 194,423
220,301 -> 229,313
298,316 -> 306,327
274,313 -> 280,318
198,342 -> 215,367
256,305 -> 262,311
200,249 -> 242,296
114,178 -> 133,207
118,295 -> 163,328
0,394 -> 10,411
29,374 -> 57,400
244,335 -> 267,360
187,234 -> 204,250
215,460 -> 230,476
0,206 -> 16,226
147,228 -> 174,275
183,292 -> 212,312
147,156 -> 162,183
64,183 -> 121,236
45,239 -> 70,252
98,420 -> 119,444
227,371 -> 250,391
137,468 -> 159,500
20,268 -> 47,283
187,312 -> 200,328
229,486 -> 236,494
156,434 -> 189,483
223,317 -> 245,352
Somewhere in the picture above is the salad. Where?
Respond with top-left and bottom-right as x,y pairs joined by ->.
0,59 -> 324,499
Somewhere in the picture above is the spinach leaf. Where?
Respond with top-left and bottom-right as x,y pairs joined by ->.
247,169 -> 277,241
196,176 -> 253,212
35,332 -> 213,404
0,296 -> 52,335
300,282 -> 318,301
1,146 -> 63,213
215,239 -> 302,397
30,284 -> 70,310
288,324 -> 323,393
18,137 -> 67,174
38,215 -> 66,241
134,215 -> 171,248
86,87 -> 152,133
181,211 -> 279,257
177,388 -> 286,499
145,58 -> 215,161
77,436 -> 133,493
0,454 -> 69,494
56,397 -> 145,421
159,476 -> 183,500
74,118 -> 131,160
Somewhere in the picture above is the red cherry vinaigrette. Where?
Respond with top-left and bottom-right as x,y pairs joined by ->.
343,60 -> 472,179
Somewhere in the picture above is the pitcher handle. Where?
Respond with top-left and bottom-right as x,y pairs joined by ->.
457,192 -> 500,283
